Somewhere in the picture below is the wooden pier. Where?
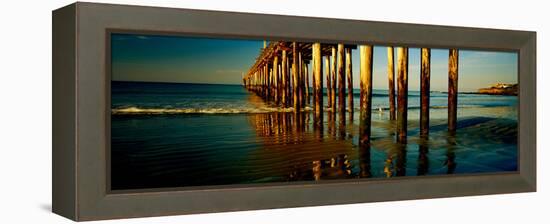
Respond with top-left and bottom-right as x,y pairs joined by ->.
243,41 -> 460,144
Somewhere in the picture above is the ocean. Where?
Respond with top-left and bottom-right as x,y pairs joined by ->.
111,81 -> 518,190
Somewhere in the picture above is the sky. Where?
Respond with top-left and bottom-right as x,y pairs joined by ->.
111,33 -> 518,92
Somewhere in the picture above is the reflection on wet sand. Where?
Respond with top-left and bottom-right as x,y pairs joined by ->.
358,140 -> 372,178
246,106 -> 500,182
247,106 -> 398,181
417,137 -> 429,176
446,133 -> 457,174
248,111 -> 354,181
244,85 -> 517,183
338,112 -> 346,140
382,143 -> 406,177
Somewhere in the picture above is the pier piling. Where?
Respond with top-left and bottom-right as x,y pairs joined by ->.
326,56 -> 332,109
420,48 -> 431,136
331,47 -> 337,112
387,47 -> 396,120
292,42 -> 300,112
264,64 -> 269,100
298,52 -> 304,108
346,48 -> 353,117
305,61 -> 310,105
312,43 -> 323,127
396,47 -> 408,143
273,55 -> 279,105
337,44 -> 346,117
448,49 -> 459,132
282,50 -> 288,107
359,45 -> 373,144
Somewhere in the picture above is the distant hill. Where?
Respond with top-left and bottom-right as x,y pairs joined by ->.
478,83 -> 518,95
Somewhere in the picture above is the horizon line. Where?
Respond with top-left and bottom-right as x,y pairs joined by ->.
112,80 -> 518,92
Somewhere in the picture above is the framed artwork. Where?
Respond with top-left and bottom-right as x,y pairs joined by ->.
53,2 -> 536,221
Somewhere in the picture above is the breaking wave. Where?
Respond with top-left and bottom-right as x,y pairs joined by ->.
112,106 -> 303,115
111,104 -> 491,116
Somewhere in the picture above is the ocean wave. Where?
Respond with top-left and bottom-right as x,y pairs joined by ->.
111,104 -> 498,115
112,106 -> 302,115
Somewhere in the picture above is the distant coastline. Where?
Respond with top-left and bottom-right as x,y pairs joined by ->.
443,83 -> 518,96
476,83 -> 518,96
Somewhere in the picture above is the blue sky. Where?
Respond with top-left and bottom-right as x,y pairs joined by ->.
112,33 -> 517,92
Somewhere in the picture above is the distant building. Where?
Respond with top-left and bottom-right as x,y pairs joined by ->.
492,83 -> 513,89
478,83 -> 518,95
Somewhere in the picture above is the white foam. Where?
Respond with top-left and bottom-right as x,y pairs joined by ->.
111,104 -> 484,115
112,106 -> 297,115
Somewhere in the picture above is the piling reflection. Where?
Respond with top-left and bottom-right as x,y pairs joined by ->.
313,107 -> 324,141
446,133 -> 457,174
310,154 -> 352,181
247,111 -> 357,181
338,111 -> 346,140
384,143 -> 407,177
417,137 -> 429,176
246,108 -> 462,181
327,111 -> 336,138
358,142 -> 372,178
249,111 -> 342,141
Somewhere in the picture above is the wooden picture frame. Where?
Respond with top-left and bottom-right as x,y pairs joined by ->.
53,2 -> 536,221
